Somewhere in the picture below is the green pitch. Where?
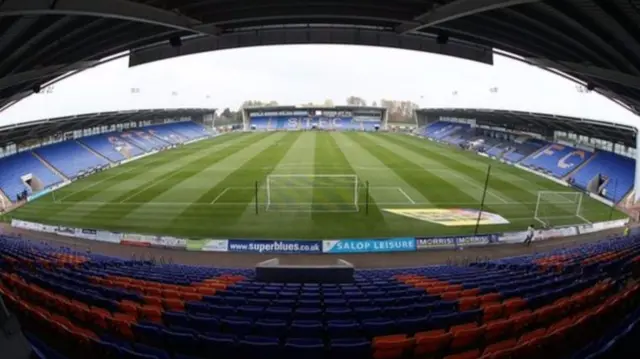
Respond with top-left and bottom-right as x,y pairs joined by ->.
6,132 -> 625,239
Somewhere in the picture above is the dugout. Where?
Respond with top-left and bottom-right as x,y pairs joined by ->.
255,257 -> 355,283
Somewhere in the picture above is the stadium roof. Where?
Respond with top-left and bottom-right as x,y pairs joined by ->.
0,108 -> 214,147
243,105 -> 386,112
1,1 -> 640,118
418,108 -> 637,147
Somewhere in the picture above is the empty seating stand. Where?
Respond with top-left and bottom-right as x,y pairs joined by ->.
34,141 -> 110,179
249,117 -> 271,130
165,122 -> 209,140
422,122 -> 471,141
570,151 -> 635,202
521,143 -> 592,178
503,141 -> 546,163
0,152 -> 63,201
144,126 -> 188,144
2,234 -> 640,359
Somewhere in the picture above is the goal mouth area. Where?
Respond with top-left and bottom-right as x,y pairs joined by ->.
533,191 -> 590,227
264,174 -> 361,213
265,203 -> 361,213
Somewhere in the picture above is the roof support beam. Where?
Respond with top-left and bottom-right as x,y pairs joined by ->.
129,27 -> 493,67
529,58 -> 640,91
0,61 -> 98,90
0,0 -> 219,36
395,0 -> 540,34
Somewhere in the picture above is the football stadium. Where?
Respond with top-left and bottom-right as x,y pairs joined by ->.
2,2 -> 640,359
1,107 -> 630,240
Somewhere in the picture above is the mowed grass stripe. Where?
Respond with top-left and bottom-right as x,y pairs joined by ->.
385,134 -> 589,219
402,135 -> 561,189
374,133 -> 533,217
53,133 -> 269,224
312,132 -> 357,212
168,132 -> 299,231
311,133 -> 387,229
395,134 -> 622,223
14,134 -> 253,225
117,132 -> 291,233
350,133 -> 478,206
388,133 -> 540,196
111,133 -> 266,203
332,132 -> 429,206
267,131 -> 316,211
17,134 -> 246,219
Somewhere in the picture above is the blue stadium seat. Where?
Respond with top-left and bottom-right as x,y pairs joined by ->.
34,141 -> 109,178
283,338 -> 325,359
0,152 -> 63,201
521,143 -> 592,177
570,151 -> 634,202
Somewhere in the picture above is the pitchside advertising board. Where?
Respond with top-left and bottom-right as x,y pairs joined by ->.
322,238 -> 416,253
416,234 -> 499,250
10,218 -> 630,254
227,240 -> 322,254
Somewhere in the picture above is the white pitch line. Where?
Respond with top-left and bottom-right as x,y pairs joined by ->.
56,165 -> 139,202
210,187 -> 231,204
118,176 -> 167,203
446,171 -> 510,204
56,154 -> 170,202
396,187 -> 416,204
56,200 -> 526,206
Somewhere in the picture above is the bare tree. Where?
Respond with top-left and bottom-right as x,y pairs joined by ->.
346,96 -> 367,107
379,99 -> 419,123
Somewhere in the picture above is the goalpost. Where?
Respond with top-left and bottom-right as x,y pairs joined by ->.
534,191 -> 589,227
265,174 -> 360,212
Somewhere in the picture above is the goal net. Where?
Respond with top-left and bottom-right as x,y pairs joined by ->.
265,174 -> 360,212
534,191 -> 589,227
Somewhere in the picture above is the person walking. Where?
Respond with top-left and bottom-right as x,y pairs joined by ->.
524,224 -> 535,246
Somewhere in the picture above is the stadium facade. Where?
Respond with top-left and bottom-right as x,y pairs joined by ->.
242,106 -> 387,132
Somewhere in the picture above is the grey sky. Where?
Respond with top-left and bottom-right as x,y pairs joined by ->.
0,45 -> 637,127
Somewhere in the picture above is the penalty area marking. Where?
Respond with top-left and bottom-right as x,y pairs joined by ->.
396,187 -> 416,204
210,188 -> 231,204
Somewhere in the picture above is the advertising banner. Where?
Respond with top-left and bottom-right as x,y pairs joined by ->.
120,233 -> 154,247
416,234 -> 498,250
577,219 -> 627,235
41,224 -> 58,234
228,240 -> 322,253
96,231 -> 122,243
322,238 -> 416,254
74,229 -> 97,241
27,189 -> 51,202
498,231 -> 528,244
155,236 -> 188,250
536,226 -> 578,240
54,226 -> 78,237
201,239 -> 229,252
11,219 -> 44,231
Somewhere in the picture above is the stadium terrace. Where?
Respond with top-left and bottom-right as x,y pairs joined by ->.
0,113 -> 637,359
2,0 -> 640,356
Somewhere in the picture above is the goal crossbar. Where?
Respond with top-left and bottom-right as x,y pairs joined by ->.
265,174 -> 360,212
534,191 -> 589,227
